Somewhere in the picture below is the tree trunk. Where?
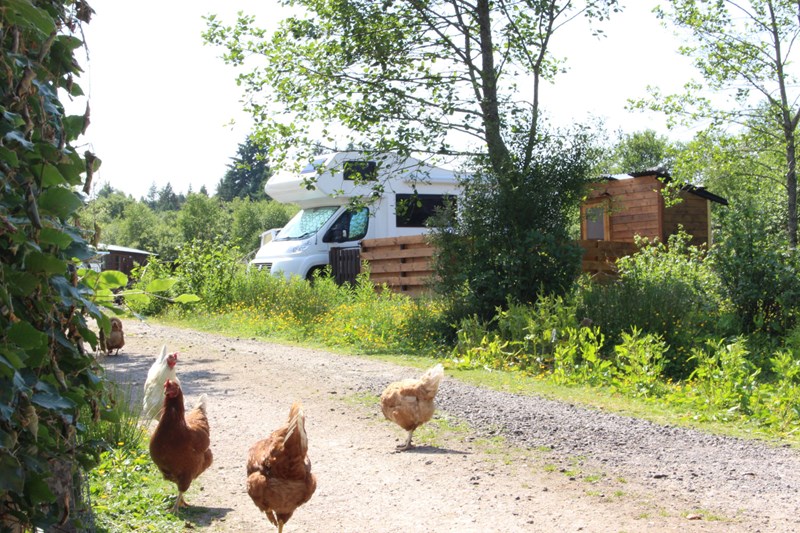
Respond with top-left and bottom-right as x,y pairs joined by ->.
476,0 -> 511,176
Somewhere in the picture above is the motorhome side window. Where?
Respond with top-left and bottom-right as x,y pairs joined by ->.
343,161 -> 377,181
324,207 -> 370,243
395,194 -> 454,227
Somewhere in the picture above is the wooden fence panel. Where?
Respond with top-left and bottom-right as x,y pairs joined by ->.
361,235 -> 435,296
351,236 -> 641,296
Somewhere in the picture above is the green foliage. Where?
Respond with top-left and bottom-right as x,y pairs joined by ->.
611,328 -> 667,398
578,231 -> 722,378
710,194 -> 800,335
230,198 -> 297,253
173,239 -> 243,311
431,132 -> 598,322
0,1 -> 116,527
686,339 -> 761,419
643,0 -> 800,245
89,446 -> 185,532
552,327 -> 610,387
602,129 -> 676,174
216,136 -> 272,201
126,256 -> 175,316
203,1 -> 619,177
177,193 -> 230,244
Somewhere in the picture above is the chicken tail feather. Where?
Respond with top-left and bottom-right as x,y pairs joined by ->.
284,401 -> 307,452
195,394 -> 208,415
420,363 -> 444,397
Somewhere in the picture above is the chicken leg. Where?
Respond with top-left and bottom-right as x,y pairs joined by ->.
172,491 -> 188,513
396,430 -> 415,452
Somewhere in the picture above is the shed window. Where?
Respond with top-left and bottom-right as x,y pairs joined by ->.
583,205 -> 608,240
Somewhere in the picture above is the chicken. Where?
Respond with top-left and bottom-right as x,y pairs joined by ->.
105,317 -> 125,355
380,363 -> 444,451
149,380 -> 212,513
246,401 -> 316,533
142,346 -> 180,420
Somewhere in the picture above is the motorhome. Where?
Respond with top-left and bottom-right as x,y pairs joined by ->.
250,152 -> 461,279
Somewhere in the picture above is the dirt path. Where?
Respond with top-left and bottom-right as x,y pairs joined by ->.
99,319 -> 799,532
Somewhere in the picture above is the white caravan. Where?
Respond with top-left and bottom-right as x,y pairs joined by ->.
250,152 -> 461,279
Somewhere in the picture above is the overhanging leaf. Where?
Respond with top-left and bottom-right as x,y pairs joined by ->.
97,270 -> 128,290
174,294 -> 201,304
145,278 -> 177,293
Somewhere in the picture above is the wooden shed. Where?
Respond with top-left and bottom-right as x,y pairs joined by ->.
97,244 -> 154,276
580,170 -> 728,247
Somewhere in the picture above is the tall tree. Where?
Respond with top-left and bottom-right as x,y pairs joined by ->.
638,0 -> 800,246
602,129 -> 676,175
155,182 -> 181,212
204,0 -> 619,177
216,136 -> 272,201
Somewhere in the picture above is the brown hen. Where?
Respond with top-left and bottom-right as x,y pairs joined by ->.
149,379 -> 212,513
246,401 -> 316,533
380,363 -> 444,451
105,317 -> 124,355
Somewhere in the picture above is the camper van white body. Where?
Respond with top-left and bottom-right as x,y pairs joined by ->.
250,152 -> 460,279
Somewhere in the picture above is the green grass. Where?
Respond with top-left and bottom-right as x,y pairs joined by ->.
154,310 -> 800,449
89,443 -> 187,532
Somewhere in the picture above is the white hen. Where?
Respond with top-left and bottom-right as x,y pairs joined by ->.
142,346 -> 179,420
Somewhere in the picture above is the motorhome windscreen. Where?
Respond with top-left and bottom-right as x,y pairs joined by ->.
301,157 -> 329,174
275,206 -> 339,240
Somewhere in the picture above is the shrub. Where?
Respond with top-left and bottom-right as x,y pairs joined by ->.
578,230 -> 723,379
710,196 -> 800,335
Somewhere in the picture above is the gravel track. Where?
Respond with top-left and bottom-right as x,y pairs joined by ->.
100,319 -> 800,532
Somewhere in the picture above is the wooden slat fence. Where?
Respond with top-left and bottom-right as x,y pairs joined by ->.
360,235 -> 434,296
332,236 -> 640,295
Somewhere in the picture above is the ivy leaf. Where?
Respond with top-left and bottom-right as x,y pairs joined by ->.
24,473 -> 55,506
31,392 -> 74,411
7,322 -> 48,351
39,227 -> 73,249
39,163 -> 66,187
38,188 -> 83,219
0,453 -> 24,493
25,251 -> 66,274
5,0 -> 56,36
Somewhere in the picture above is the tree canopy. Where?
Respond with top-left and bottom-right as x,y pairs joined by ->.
637,0 -> 800,246
216,136 -> 272,202
204,0 -> 619,176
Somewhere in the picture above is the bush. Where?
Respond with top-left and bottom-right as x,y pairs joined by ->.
430,131 -> 597,324
578,231 -> 723,379
710,196 -> 800,335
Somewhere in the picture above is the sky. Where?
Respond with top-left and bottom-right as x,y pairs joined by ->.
69,1 -> 697,200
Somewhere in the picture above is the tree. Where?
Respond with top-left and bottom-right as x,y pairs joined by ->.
177,193 -> 229,243
638,0 -> 800,246
602,129 -> 676,175
216,136 -> 272,201
204,0 -> 619,177
205,1 -> 618,315
230,198 -> 297,252
155,182 -> 182,212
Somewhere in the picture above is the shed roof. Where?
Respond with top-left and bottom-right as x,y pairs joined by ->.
599,170 -> 728,206
97,244 -> 154,255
